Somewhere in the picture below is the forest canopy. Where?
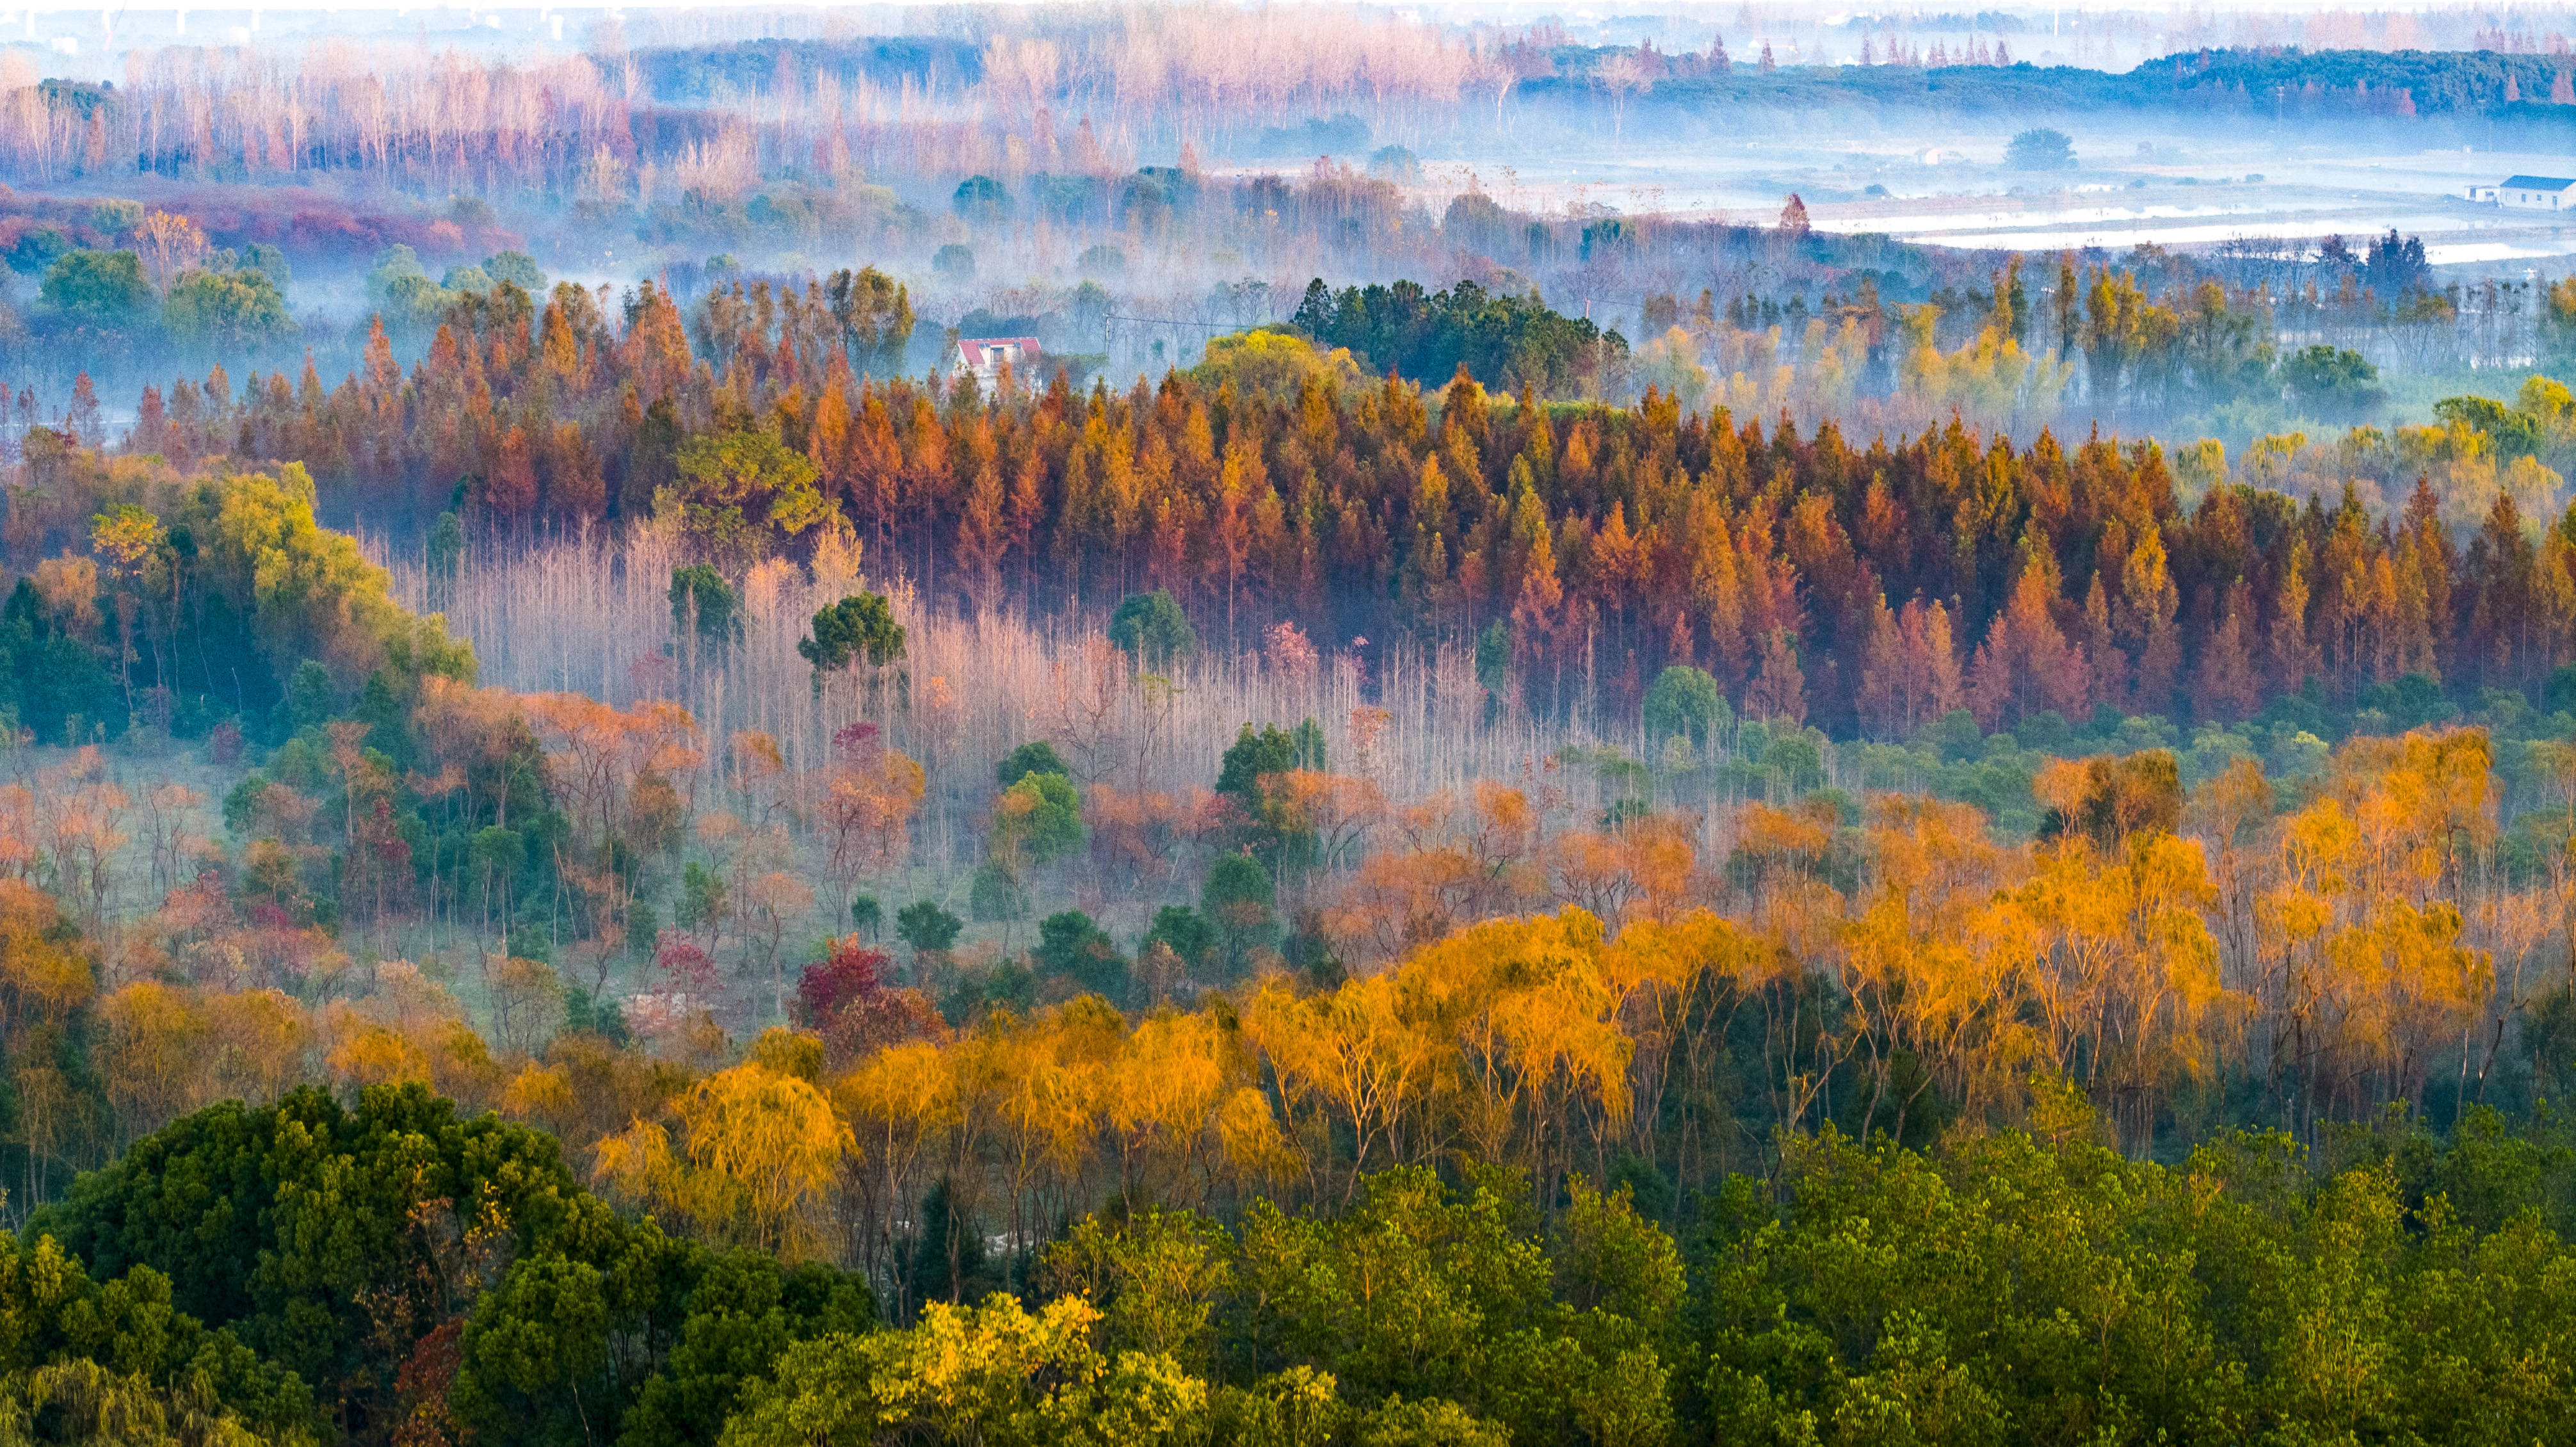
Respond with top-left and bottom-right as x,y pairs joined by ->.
13,8 -> 2576,1435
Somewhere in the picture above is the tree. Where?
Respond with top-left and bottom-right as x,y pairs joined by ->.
133,209 -> 210,289
1034,910 -> 1129,1001
1218,720 -> 1327,809
595,1058 -> 853,1257
163,265 -> 296,352
726,1295 -> 1206,1447
2005,126 -> 2076,170
2364,228 -> 2430,295
661,428 -> 829,565
896,900 -> 963,957
1192,329 -> 1367,400
1642,666 -> 1727,748
825,266 -> 915,376
483,250 -> 545,291
32,1084 -> 588,1398
610,1253 -> 873,1447
1777,193 -> 1811,237
2435,394 -> 2543,459
953,174 -> 1014,223
1144,905 -> 1219,973
2283,344 -> 2384,419
799,592 -> 906,690
997,740 -> 1070,786
5,222 -> 74,275
1442,193 -> 1511,256
819,735 -> 924,918
38,249 -> 154,331
996,771 -> 1084,864
2034,750 -> 2183,852
1203,853 -> 1277,974
670,564 -> 741,648
1111,591 -> 1197,671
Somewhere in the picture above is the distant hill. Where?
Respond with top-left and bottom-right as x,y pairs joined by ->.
1536,47 -> 2576,123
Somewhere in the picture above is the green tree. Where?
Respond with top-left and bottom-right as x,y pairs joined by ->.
1202,853 -> 1276,974
1144,904 -> 1217,970
457,1255 -> 613,1443
2434,392 -> 2543,458
969,859 -> 1031,923
0,576 -> 122,744
1039,1208 -> 1236,1368
1111,590 -> 1197,671
6,223 -> 74,275
2283,344 -> 2384,418
824,266 -> 915,376
1235,1166 -> 1657,1443
952,175 -> 1014,223
661,430 -> 829,564
482,250 -> 545,292
2004,127 -> 2076,170
365,244 -> 458,335
0,1233 -> 320,1444
428,510 -> 466,579
284,658 -> 335,729
1216,720 -> 1326,808
670,563 -> 741,647
240,241 -> 291,287
1033,910 -> 1127,1001
997,740 -> 1070,787
1218,719 -> 1327,867
1476,621 -> 1513,718
677,859 -> 729,935
997,771 -> 1084,864
896,900 -> 963,955
31,1085 -> 597,1398
38,248 -> 154,330
1642,665 -> 1727,750
798,592 -> 905,688
163,264 -> 296,352
619,1256 -> 871,1447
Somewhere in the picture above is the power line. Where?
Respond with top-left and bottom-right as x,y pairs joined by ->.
1102,312 -> 1281,331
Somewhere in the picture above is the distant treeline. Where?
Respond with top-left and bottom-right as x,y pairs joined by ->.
630,36 -> 992,107
624,37 -> 2576,125
1552,47 -> 2576,122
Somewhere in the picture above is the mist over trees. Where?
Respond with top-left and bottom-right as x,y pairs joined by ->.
11,5 -> 2576,1444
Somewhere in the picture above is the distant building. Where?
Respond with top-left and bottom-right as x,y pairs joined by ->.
953,337 -> 1042,387
2470,175 -> 2576,208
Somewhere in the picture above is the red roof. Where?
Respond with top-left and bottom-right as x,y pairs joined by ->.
956,337 -> 1043,368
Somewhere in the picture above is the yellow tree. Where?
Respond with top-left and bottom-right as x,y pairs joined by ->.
834,1039 -> 962,1311
1246,973 -> 1440,1200
96,981 -> 211,1142
1844,795 -> 2017,1140
990,1001 -> 1117,1257
1394,910 -> 1632,1195
1602,910 -> 1751,1166
1106,1006 -> 1248,1206
597,1053 -> 853,1257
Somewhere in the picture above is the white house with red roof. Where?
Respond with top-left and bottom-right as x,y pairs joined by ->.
953,337 -> 1043,387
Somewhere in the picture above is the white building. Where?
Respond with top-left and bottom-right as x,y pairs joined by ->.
2470,175 -> 2576,208
953,337 -> 1043,388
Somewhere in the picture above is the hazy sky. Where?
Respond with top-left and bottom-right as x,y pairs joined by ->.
0,1 -> 2548,13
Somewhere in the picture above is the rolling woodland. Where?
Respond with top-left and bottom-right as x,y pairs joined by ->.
10,8 -> 2576,1446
